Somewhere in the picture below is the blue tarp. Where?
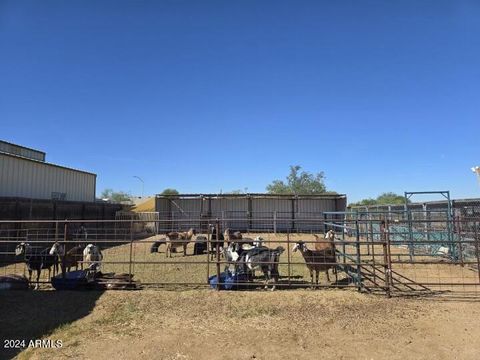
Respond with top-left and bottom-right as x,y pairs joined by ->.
208,271 -> 250,290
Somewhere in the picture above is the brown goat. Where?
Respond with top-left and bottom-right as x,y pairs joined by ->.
49,242 -> 84,275
224,228 -> 242,245
293,241 -> 337,288
165,228 -> 196,257
313,230 -> 336,251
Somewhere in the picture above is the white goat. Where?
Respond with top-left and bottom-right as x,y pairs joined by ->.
83,244 -> 103,271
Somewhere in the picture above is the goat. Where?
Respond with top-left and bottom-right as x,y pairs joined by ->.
293,241 -> 337,289
253,236 -> 264,247
238,236 -> 264,252
165,228 -> 196,257
193,236 -> 208,255
225,243 -> 285,291
83,244 -> 103,271
49,242 -> 84,275
209,225 -> 225,260
224,228 -> 242,245
150,239 -> 166,253
15,242 -> 59,289
313,230 -> 336,251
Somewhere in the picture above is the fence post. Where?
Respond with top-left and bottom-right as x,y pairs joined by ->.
475,221 -> 480,285
60,221 -> 68,278
221,211 -> 225,232
323,213 -> 327,234
355,220 -> 362,292
215,220 -> 221,291
382,220 -> 391,298
287,231 -> 291,287
63,221 -> 68,242
406,206 -> 414,261
273,211 -> 277,234
206,223 -> 211,284
129,219 -> 133,286
387,220 -> 393,297
55,221 -> 59,243
367,211 -> 372,256
458,216 -> 465,268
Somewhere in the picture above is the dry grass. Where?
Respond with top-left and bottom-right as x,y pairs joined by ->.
2,289 -> 480,360
131,198 -> 155,212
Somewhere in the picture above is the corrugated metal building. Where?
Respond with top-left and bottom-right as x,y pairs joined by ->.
155,193 -> 347,232
0,140 -> 45,162
0,141 -> 96,202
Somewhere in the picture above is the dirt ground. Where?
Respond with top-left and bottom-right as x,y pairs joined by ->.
1,289 -> 480,360
2,232 -> 480,359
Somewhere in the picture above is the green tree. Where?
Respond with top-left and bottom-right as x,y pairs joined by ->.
266,165 -> 327,195
100,188 -> 132,203
160,188 -> 180,196
350,192 -> 408,207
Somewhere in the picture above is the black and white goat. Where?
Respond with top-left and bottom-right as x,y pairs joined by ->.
224,243 -> 285,291
253,236 -> 264,247
15,242 -> 59,289
150,239 -> 166,253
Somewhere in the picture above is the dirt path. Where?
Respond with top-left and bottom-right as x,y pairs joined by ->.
2,289 -> 479,360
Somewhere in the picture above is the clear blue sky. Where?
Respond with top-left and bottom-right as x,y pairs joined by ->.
1,1 -> 479,202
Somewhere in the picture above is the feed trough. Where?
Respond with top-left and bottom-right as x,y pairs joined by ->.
51,270 -> 93,290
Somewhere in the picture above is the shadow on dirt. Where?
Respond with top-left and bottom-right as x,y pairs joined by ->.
0,290 -> 104,359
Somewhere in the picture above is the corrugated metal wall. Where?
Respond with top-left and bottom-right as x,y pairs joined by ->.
0,153 -> 96,202
155,194 -> 347,232
0,140 -> 45,162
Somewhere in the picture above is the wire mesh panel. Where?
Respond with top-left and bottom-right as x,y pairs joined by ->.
0,215 -> 479,297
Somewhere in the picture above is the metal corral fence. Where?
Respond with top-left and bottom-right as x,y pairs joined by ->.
1,216 -> 479,297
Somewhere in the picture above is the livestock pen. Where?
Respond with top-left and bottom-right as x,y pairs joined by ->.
1,213 -> 479,298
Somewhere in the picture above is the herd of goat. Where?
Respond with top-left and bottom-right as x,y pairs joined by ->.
14,241 -> 103,289
13,226 -> 339,290
151,227 -> 339,290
